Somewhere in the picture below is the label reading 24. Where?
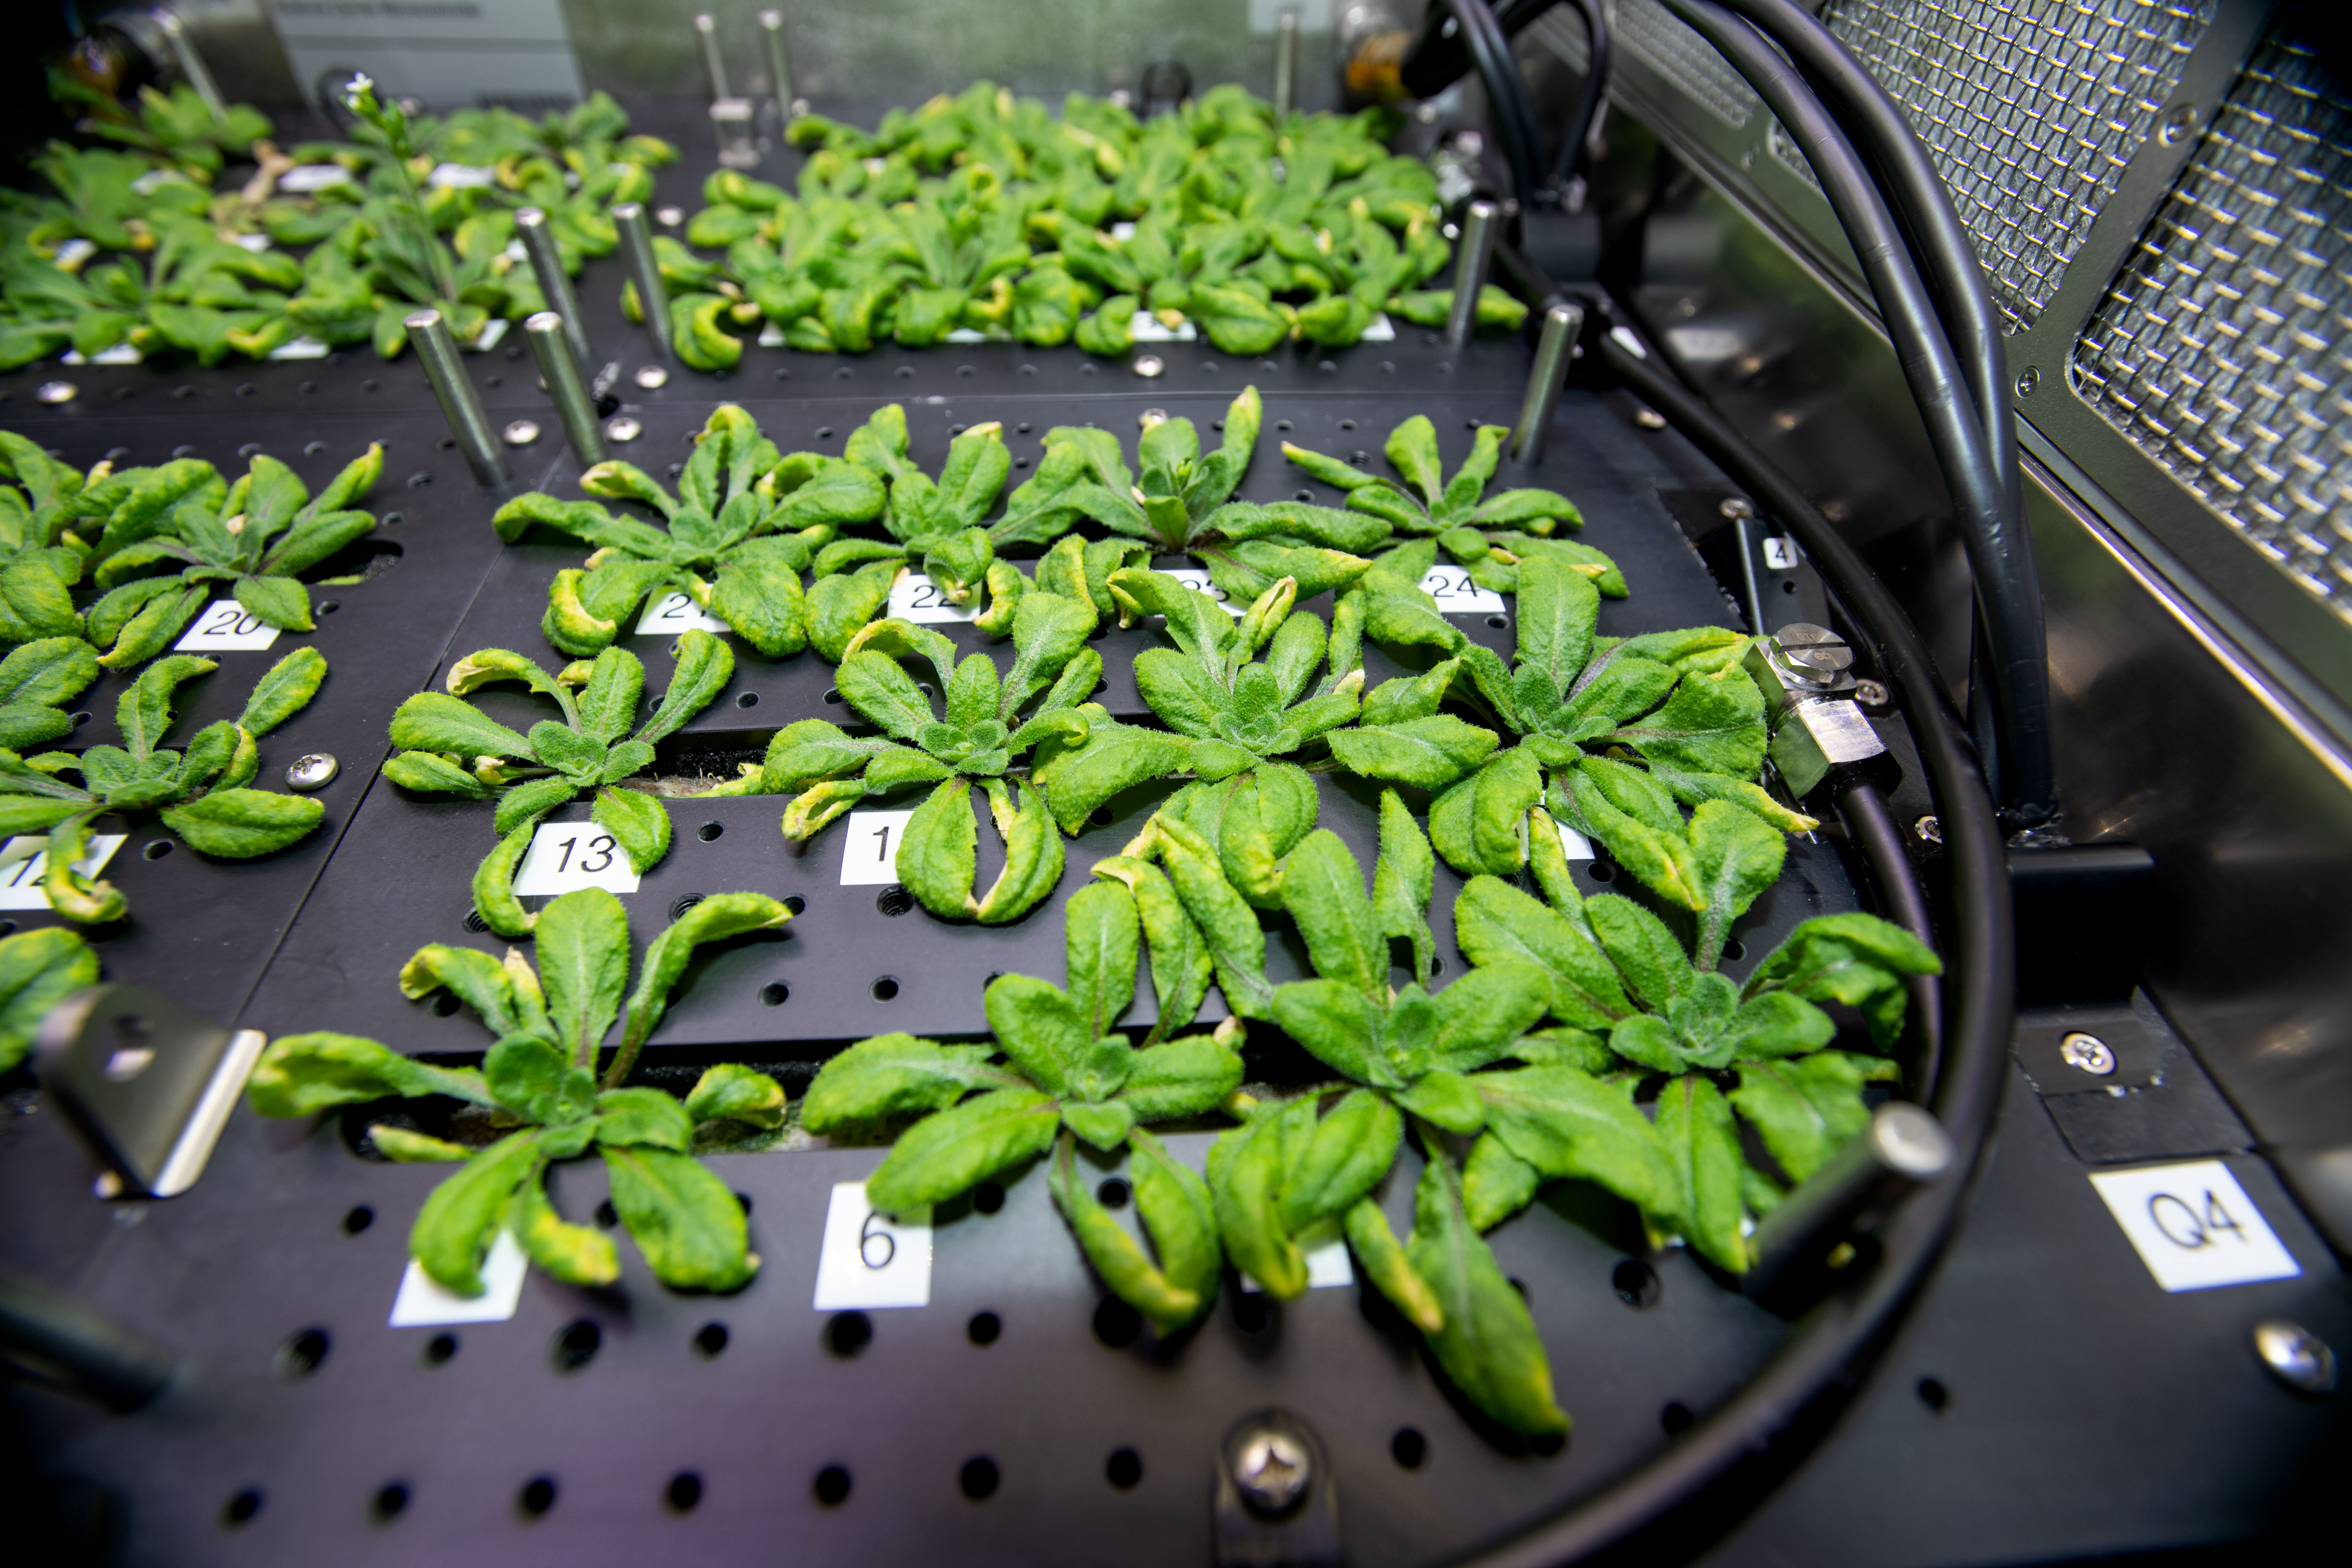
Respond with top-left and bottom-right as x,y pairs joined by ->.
2088,1160 -> 2300,1292
634,591 -> 730,636
511,821 -> 640,895
839,808 -> 917,885
1419,567 -> 1507,613
174,600 -> 283,652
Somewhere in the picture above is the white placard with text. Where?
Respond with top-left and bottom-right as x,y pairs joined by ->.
174,600 -> 284,652
813,1180 -> 933,1309
1419,566 -> 1507,612
887,570 -> 980,625
389,1231 -> 527,1326
634,589 -> 731,636
1242,1237 -> 1355,1294
838,809 -> 917,886
2089,1161 -> 2300,1293
510,820 -> 640,895
0,836 -> 128,910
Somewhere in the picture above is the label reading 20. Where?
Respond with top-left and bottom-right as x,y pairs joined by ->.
511,821 -> 640,895
174,600 -> 283,651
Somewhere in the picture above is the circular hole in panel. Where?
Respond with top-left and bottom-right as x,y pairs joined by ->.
959,1457 -> 999,1500
735,1192 -> 752,1215
0,921 -> 14,938
1093,1297 -> 1142,1348
1486,615 -> 1508,630
972,1181 -> 1005,1214
814,1465 -> 852,1507
342,1204 -> 374,1236
735,691 -> 758,708
760,982 -> 789,1007
876,885 -> 915,917
372,1482 -> 408,1522
968,1311 -> 1001,1346
666,1472 -> 703,1513
1274,419 -> 1293,432
595,1199 -> 618,1228
276,1326 -> 331,1380
693,1322 -> 729,1359
1588,861 -> 1617,883
1661,1402 -> 1695,1436
429,992 -> 462,1017
422,1333 -> 459,1367
823,688 -> 843,705
1105,1448 -> 1143,1489
1721,938 -> 1746,961
871,976 -> 900,1001
319,599 -> 340,614
222,1489 -> 263,1527
1612,1258 -> 1663,1307
825,1311 -> 873,1358
1392,1427 -> 1428,1468
697,821 -> 723,842
518,1476 -> 558,1517
1089,806 -> 1115,827
1783,580 -> 1798,594
68,711 -> 89,729
668,894 -> 705,921
1917,1377 -> 1950,1413
1096,1177 -> 1131,1210
1233,1292 -> 1272,1334
783,895 -> 806,915
142,840 -> 172,861
550,1319 -> 600,1373
1339,418 -> 1357,431
381,512 -> 403,526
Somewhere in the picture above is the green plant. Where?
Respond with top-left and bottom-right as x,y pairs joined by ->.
817,408 -> 1029,625
382,636 -> 732,937
0,436 -> 101,649
805,879 -> 1244,1331
62,82 -> 272,179
490,405 -> 882,659
760,593 -> 1098,924
0,638 -> 98,751
83,446 -> 384,671
245,888 -> 791,1294
0,926 -> 99,1070
0,648 -> 329,923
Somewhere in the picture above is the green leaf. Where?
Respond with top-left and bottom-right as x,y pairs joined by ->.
1154,816 -> 1273,1018
1210,1110 -> 1308,1298
634,628 -> 734,745
1475,1066 -> 1681,1217
1452,876 -> 1632,1029
1051,1134 -> 1205,1332
592,1085 -> 694,1151
898,778 -> 979,920
1515,555 -> 1600,700
1396,1067 -> 1486,1133
803,1033 -> 1007,1130
509,1168 -> 621,1287
0,927 -> 98,1072
1065,881 -> 1139,1040
1406,1150 -> 1569,1436
1383,415 -> 1445,506
411,1131 -> 540,1296
484,1034 -> 585,1123
1281,829 -> 1383,999
369,1126 -> 474,1162
865,1086 -> 1062,1212
118,653 -> 214,759
1572,770 -> 1703,912
1131,1127 -> 1223,1311
1613,665 -> 1767,778
0,638 -> 98,709
1034,719 -> 1190,836
1372,788 -> 1437,983
837,648 -> 935,740
1655,1074 -> 1748,1272
972,779 -> 1064,926
1431,963 -> 1553,1073
1689,800 -> 1788,970
160,787 -> 325,858
1463,1132 -> 1544,1231
534,887 -> 629,1063
396,943 -> 546,1041
617,892 -> 792,1064
1729,1052 -> 1892,1183
1345,1195 -> 1446,1331
683,1063 -> 788,1130
232,573 -> 312,633
1092,857 -> 1215,1035
473,820 -> 538,938
603,1143 -> 758,1290
592,785 -> 671,876
389,691 -> 533,761
982,973 -> 1089,1098
574,647 -> 646,744
1278,1089 -> 1402,1231
1585,895 -> 1693,1011
1271,980 -> 1386,1084
234,646 -> 326,738
1327,715 -> 1499,791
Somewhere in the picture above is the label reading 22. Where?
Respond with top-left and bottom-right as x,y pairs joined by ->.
174,600 -> 283,652
511,821 -> 640,895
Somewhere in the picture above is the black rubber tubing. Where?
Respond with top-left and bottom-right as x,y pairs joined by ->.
1835,779 -> 1945,1102
1446,0 -> 1548,206
1660,0 -> 2053,830
1398,0 -> 1611,201
1446,333 -> 2017,1568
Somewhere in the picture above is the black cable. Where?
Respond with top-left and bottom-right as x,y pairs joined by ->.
1542,0 -> 1611,195
1659,0 -> 2050,832
1443,0 -> 1546,207
1834,781 -> 1944,1102
1399,0 -> 1612,201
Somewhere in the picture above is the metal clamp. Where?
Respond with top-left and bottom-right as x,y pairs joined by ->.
36,984 -> 268,1199
1742,622 -> 1889,797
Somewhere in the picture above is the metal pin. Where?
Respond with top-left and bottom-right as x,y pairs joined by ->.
1743,1102 -> 1953,1304
1511,301 -> 1584,463
612,204 -> 672,361
761,11 -> 796,120
513,208 -> 589,373
527,312 -> 608,468
1446,199 -> 1500,349
155,11 -> 227,124
406,311 -> 506,485
694,13 -> 730,101
1272,11 -> 1300,121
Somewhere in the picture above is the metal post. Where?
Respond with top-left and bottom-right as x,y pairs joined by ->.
1511,301 -> 1584,463
761,10 -> 798,118
612,203 -> 673,361
406,310 -> 506,485
514,208 -> 590,371
155,10 -> 227,123
528,312 -> 609,468
1446,199 -> 1500,349
695,12 -> 730,101
1273,12 -> 1300,121
1742,1102 -> 1953,1304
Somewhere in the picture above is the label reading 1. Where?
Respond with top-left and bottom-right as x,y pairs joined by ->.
1241,1237 -> 1355,1294
1420,566 -> 1507,612
510,821 -> 640,895
0,835 -> 128,911
838,809 -> 917,886
887,570 -> 979,625
634,590 -> 731,636
174,600 -> 283,652
2088,1161 -> 2301,1293
813,1180 -> 933,1309
389,1230 -> 527,1326
1156,566 -> 1244,617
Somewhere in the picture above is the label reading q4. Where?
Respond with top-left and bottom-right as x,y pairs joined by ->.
2088,1160 -> 2301,1293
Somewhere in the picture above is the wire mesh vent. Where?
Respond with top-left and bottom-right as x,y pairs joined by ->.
2072,14 -> 2352,621
1824,0 -> 2215,330
1615,0 -> 1759,130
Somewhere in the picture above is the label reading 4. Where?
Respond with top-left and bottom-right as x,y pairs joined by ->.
2088,1161 -> 2301,1292
813,1180 -> 933,1309
887,570 -> 980,625
1156,567 -> 1244,617
0,835 -> 128,911
839,809 -> 917,885
174,601 -> 283,652
634,591 -> 730,636
511,821 -> 640,895
389,1230 -> 527,1326
1419,567 -> 1507,612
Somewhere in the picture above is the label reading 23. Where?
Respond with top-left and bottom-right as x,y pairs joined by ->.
511,821 -> 640,895
174,600 -> 284,651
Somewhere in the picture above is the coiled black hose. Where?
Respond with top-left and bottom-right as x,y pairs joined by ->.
1443,0 -> 1548,207
1835,779 -> 1944,1101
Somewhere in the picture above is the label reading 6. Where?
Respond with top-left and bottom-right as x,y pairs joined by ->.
2088,1160 -> 2301,1292
813,1181 -> 932,1310
174,600 -> 284,652
511,822 -> 640,895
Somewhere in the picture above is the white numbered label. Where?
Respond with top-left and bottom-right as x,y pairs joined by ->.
2088,1161 -> 2300,1293
838,809 -> 916,885
1156,566 -> 1245,618
887,570 -> 980,625
174,600 -> 283,652
1361,312 -> 1398,342
278,164 -> 351,193
266,336 -> 331,361
510,821 -> 640,895
0,836 -> 128,910
634,591 -> 730,636
1242,1237 -> 1355,1294
389,1230 -> 527,1326
1419,567 -> 1507,612
813,1181 -> 933,1309
1554,823 -> 1595,860
1129,311 -> 1199,343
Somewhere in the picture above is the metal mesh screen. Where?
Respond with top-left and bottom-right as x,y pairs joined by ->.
2072,14 -> 2352,621
1824,0 -> 2215,330
1615,0 -> 1759,130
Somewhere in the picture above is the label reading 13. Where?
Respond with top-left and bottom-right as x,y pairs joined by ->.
510,821 -> 640,895
2088,1160 -> 2300,1292
813,1180 -> 932,1309
1419,568 -> 1507,612
634,591 -> 730,636
839,808 -> 917,885
887,570 -> 980,624
174,600 -> 283,652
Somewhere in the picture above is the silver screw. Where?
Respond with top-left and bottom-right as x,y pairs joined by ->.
635,365 -> 670,389
1914,815 -> 1944,845
503,420 -> 541,446
1719,496 -> 1754,519
1854,678 -> 1891,709
1139,408 -> 1169,428
285,753 -> 340,792
36,381 -> 77,404
2253,1320 -> 2337,1395
656,205 -> 685,228
606,416 -> 643,442
2059,1032 -> 2116,1077
2016,365 -> 2040,397
2159,103 -> 2198,146
1231,1426 -> 1311,1516
1133,354 -> 1165,378
1634,407 -> 1667,430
